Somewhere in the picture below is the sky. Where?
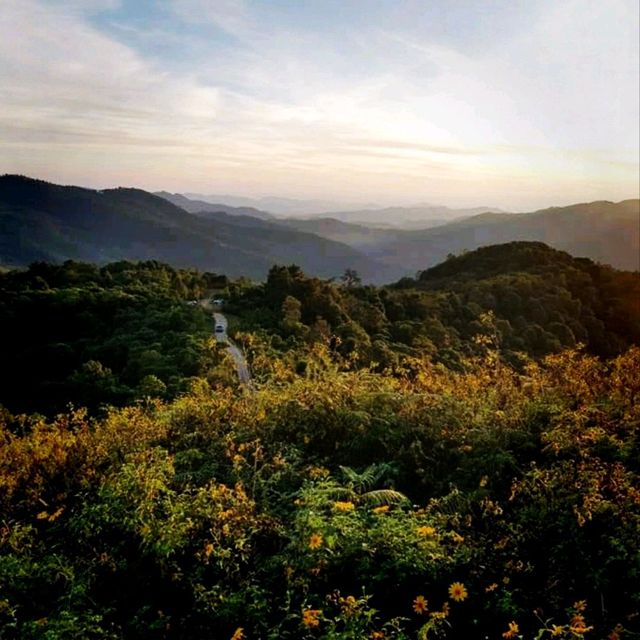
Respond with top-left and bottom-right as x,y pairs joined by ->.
0,0 -> 638,211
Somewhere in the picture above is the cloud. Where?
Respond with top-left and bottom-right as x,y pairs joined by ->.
168,0 -> 251,38
0,1 -> 221,141
0,0 -> 637,209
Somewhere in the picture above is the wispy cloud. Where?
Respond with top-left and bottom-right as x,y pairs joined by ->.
169,0 -> 252,38
0,0 -> 637,209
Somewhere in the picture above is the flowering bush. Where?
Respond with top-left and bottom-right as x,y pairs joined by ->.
0,347 -> 639,638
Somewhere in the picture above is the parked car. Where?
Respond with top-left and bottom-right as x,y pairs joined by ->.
215,324 -> 225,333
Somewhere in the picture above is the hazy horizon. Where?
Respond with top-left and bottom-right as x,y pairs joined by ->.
1,0 -> 638,211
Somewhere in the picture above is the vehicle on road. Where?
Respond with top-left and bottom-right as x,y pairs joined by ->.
215,324 -> 225,333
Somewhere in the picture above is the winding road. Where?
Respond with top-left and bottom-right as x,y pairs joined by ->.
213,312 -> 253,388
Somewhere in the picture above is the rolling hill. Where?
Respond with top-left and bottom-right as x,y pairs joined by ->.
305,204 -> 504,229
0,175 -> 403,282
182,193 -> 380,216
352,200 -> 640,272
155,191 -> 276,220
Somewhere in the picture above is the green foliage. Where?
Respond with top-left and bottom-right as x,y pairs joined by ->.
0,252 -> 639,639
0,260 -> 226,415
1,343 -> 638,638
228,243 -> 640,373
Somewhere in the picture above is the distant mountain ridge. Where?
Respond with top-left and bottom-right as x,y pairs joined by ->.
303,204 -> 506,229
0,175 -> 403,282
2,176 -> 637,281
183,193 -> 380,216
179,192 -> 504,228
155,191 -> 276,220
366,199 -> 639,272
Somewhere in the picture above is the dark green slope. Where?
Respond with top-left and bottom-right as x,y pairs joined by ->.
403,241 -> 640,358
0,175 -> 401,282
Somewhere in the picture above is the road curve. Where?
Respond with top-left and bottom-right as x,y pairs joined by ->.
213,312 -> 254,388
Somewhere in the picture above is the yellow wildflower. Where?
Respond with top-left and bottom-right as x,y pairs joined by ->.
204,543 -> 214,558
302,609 -> 322,628
230,628 -> 244,640
570,613 -> 593,634
370,632 -> 385,640
502,621 -> 519,639
340,595 -> 358,617
48,507 -> 64,522
308,533 -> 323,550
485,582 -> 498,592
343,595 -> 357,608
412,595 -> 428,614
448,582 -> 468,602
372,505 -> 389,514
574,600 -> 587,613
308,465 -> 328,478
550,625 -> 564,637
334,501 -> 355,512
417,525 -> 436,537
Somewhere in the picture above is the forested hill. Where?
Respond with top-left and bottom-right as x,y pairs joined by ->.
223,242 -> 640,370
0,175 -> 400,282
403,242 -> 640,359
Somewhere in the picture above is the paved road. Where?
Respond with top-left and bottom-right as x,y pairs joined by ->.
213,312 -> 253,387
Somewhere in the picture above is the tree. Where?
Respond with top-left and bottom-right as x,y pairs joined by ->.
281,295 -> 305,337
281,295 -> 302,324
341,269 -> 361,288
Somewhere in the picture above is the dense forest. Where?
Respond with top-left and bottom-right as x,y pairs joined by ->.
1,243 -> 639,639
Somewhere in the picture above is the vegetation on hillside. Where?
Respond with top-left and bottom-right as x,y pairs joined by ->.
0,243 -> 639,639
228,243 -> 640,375
0,260 -> 229,415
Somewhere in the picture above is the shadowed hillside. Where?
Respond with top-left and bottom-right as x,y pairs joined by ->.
0,175 -> 402,282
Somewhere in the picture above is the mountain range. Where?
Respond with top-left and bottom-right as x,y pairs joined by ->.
155,191 -> 276,221
347,200 -> 640,273
297,204 -> 505,229
1,175 -> 638,281
0,175 -> 402,282
183,193 -> 380,216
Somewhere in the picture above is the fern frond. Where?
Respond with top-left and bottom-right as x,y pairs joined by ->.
358,489 -> 408,506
